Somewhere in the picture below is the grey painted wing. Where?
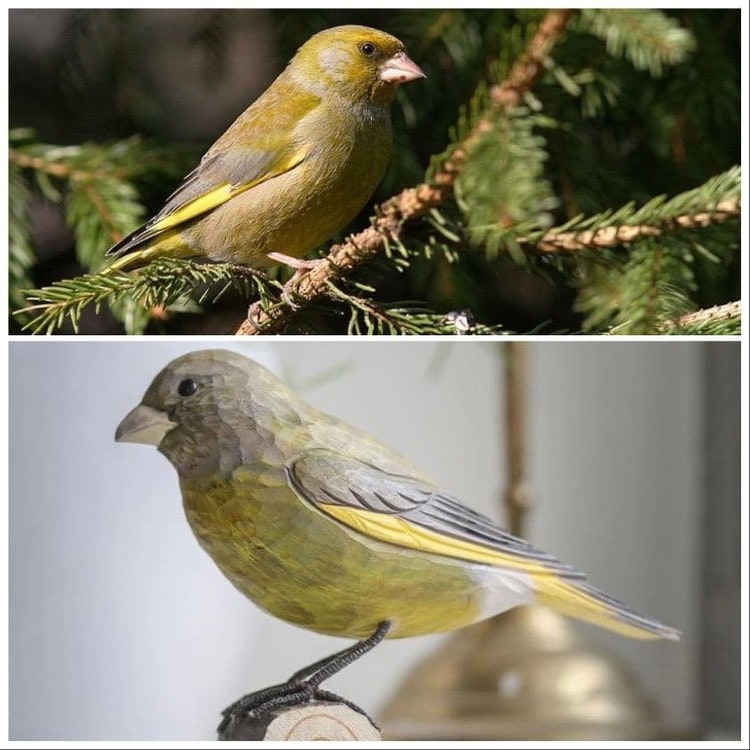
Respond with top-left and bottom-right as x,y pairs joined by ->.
287,448 -> 585,578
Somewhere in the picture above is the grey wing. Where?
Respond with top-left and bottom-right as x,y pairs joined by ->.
287,448 -> 585,578
153,148 -> 278,220
106,148 -> 278,257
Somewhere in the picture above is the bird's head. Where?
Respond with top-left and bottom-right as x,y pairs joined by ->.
291,25 -> 425,107
115,350 -> 304,480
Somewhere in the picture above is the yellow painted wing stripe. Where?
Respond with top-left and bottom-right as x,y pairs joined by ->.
536,580 -> 659,640
321,504 -> 555,574
320,506 -> 671,640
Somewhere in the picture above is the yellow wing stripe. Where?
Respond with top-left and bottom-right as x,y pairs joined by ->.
148,184 -> 238,234
147,149 -> 308,235
320,505 -> 677,641
100,231 -> 193,274
321,504 -> 556,574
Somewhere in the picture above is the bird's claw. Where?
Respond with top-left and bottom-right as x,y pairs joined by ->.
267,252 -> 327,280
280,286 -> 304,310
217,681 -> 373,736
265,252 -> 330,310
218,623 -> 391,736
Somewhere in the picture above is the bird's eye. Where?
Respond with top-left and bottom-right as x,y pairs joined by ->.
360,42 -> 377,57
177,378 -> 198,397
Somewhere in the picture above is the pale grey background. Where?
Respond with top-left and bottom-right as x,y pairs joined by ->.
8,341 -> 736,740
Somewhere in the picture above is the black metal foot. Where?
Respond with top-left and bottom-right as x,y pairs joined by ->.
218,620 -> 391,736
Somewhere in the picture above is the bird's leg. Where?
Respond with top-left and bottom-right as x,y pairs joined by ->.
260,252 -> 329,315
267,252 -> 327,284
218,621 -> 391,736
298,620 -> 391,687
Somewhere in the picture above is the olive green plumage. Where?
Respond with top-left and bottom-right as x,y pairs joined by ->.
116,349 -> 482,638
181,473 -> 483,638
103,26 -> 425,273
116,349 -> 681,644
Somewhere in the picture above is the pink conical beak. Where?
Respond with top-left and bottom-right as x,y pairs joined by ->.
379,51 -> 426,84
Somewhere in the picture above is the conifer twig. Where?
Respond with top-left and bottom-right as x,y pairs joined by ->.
20,260 -> 276,335
663,301 -> 741,331
530,198 -> 741,253
237,9 -> 575,335
9,148 -> 113,182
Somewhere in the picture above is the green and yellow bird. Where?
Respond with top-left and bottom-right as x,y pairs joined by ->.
103,26 -> 424,275
115,349 -> 680,728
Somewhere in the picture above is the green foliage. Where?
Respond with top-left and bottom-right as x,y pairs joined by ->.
663,306 -> 741,335
11,130 -> 150,269
8,155 -> 35,315
670,318 -> 741,335
584,238 -> 696,334
20,259 -> 279,335
569,168 -> 739,333
578,9 -> 695,75
9,128 -> 194,331
325,283 -> 505,336
8,9 -> 740,335
457,106 -> 557,265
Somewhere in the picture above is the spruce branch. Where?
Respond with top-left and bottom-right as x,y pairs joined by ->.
577,235 -> 699,335
531,198 -> 740,252
326,283 -> 504,335
236,9 -> 574,335
10,147 -> 113,183
579,9 -> 694,76
8,135 -> 191,273
490,9 -> 575,109
661,301 -> 740,334
548,166 -> 740,333
432,9 -> 574,187
524,168 -> 740,253
327,284 -> 438,336
19,260 -> 279,335
9,134 -> 188,184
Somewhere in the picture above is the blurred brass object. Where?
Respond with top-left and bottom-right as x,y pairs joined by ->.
503,341 -> 531,537
380,343 -> 675,740
379,606 -> 666,740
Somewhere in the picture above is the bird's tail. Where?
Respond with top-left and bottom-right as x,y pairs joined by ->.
536,577 -> 681,641
100,250 -> 151,274
101,230 -> 192,274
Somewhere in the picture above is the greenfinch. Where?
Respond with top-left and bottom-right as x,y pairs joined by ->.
115,349 -> 680,725
104,26 -> 425,274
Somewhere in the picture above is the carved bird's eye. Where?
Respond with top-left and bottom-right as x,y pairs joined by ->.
178,378 -> 198,397
360,42 -> 377,57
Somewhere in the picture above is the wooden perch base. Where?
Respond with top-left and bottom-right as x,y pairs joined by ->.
218,699 -> 381,741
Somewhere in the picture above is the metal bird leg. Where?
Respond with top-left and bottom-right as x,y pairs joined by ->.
218,620 -> 391,736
